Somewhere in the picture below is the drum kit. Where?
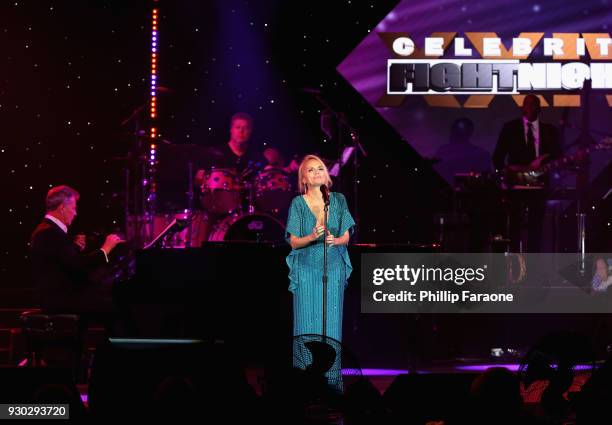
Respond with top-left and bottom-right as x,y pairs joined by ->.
200,167 -> 294,215
196,165 -> 292,243
149,149 -> 294,248
118,99 -> 297,248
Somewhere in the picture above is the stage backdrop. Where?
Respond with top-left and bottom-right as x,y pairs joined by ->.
1,0 -> 611,288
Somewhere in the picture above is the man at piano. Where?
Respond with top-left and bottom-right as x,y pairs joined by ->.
492,94 -> 562,252
30,185 -> 124,322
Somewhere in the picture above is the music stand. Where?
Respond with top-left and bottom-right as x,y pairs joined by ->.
143,216 -> 191,249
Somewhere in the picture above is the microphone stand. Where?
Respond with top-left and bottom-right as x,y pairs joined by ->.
309,92 -> 366,242
322,195 -> 329,339
349,129 -> 367,243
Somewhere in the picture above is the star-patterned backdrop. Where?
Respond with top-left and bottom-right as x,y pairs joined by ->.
4,0 -> 442,287
2,0 -> 610,287
1,1 -> 152,284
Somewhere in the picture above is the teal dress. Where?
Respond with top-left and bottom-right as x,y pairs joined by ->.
285,192 -> 355,390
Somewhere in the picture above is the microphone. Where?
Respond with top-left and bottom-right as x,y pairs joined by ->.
321,184 -> 330,206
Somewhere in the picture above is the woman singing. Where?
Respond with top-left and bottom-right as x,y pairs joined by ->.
285,154 -> 355,391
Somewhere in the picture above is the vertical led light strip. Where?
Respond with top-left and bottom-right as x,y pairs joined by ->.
147,6 -> 158,211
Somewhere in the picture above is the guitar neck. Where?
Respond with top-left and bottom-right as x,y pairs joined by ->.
540,142 -> 607,173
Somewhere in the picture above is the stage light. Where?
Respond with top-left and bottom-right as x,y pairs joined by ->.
145,7 -> 161,211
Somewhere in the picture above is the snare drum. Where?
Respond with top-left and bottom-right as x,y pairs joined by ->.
254,168 -> 294,217
200,168 -> 242,214
208,212 -> 286,244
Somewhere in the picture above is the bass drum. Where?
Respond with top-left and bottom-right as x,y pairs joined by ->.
208,213 -> 286,244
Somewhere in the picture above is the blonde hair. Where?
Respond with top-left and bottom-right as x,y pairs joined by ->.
298,154 -> 332,194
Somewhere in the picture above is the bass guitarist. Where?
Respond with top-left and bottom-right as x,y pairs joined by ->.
493,94 -> 562,252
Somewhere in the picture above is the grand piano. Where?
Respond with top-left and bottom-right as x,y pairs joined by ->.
122,242 -> 439,368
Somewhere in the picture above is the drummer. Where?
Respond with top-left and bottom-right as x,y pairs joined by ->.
216,112 -> 267,176
195,112 -> 301,210
195,112 -> 266,185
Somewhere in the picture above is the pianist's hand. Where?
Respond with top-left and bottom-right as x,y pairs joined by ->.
102,234 -> 125,254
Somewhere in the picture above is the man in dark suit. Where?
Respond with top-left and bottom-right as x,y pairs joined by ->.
493,94 -> 562,252
30,185 -> 123,315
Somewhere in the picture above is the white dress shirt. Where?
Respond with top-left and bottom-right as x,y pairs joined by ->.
45,214 -> 67,233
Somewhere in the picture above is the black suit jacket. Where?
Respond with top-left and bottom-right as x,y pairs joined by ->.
493,118 -> 561,171
30,219 -> 111,314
